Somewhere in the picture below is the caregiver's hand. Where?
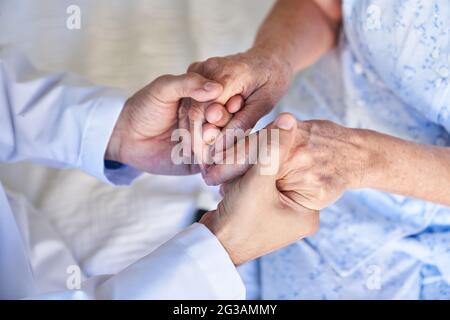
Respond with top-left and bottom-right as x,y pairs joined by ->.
105,73 -> 223,175
200,114 -> 319,265
181,47 -> 293,164
205,117 -> 370,211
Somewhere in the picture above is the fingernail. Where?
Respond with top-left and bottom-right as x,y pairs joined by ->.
204,82 -> 221,91
274,115 -> 295,130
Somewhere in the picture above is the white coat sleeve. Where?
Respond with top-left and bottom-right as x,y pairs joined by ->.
34,223 -> 245,300
0,50 -> 245,299
0,49 -> 139,185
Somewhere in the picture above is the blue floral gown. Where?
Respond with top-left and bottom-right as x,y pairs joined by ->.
257,0 -> 450,299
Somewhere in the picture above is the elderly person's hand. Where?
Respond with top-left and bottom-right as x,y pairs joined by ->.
180,0 -> 343,169
204,114 -> 370,211
179,48 -> 293,167
206,113 -> 450,209
271,119 -> 368,210
200,114 -> 319,265
106,73 -> 223,175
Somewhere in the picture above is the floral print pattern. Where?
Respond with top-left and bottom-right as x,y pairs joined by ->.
260,0 -> 450,299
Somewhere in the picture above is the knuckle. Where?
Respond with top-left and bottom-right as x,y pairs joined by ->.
307,119 -> 337,136
204,57 -> 221,70
235,60 -> 251,73
155,74 -> 172,82
309,121 -> 322,134
316,119 -> 333,126
297,122 -> 313,139
188,61 -> 201,72
184,72 -> 201,83
220,73 -> 233,84
152,74 -> 172,92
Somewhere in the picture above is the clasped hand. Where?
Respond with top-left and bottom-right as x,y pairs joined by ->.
104,50 -> 371,265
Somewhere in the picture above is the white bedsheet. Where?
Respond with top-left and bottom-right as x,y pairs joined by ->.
0,0 -> 273,281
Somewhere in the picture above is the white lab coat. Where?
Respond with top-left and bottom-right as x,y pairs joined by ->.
0,50 -> 245,300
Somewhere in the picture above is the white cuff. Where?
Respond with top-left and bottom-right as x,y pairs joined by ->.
173,223 -> 246,300
78,92 -> 141,185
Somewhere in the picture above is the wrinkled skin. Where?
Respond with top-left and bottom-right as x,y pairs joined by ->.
179,47 -> 293,170
205,116 -> 371,211
201,114 -> 319,265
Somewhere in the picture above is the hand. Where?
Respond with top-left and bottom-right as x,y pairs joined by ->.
200,114 -> 319,265
180,47 -> 293,167
205,116 -> 370,211
106,73 -> 223,175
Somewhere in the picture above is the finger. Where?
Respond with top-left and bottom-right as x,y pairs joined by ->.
178,97 -> 191,132
204,113 -> 297,185
188,99 -> 220,171
152,73 -> 223,104
187,61 -> 203,73
224,98 -> 270,131
243,113 -> 297,187
203,133 -> 255,186
226,95 -> 244,113
267,112 -> 298,164
202,123 -> 221,145
221,97 -> 272,150
205,103 -> 233,127
188,103 -> 210,170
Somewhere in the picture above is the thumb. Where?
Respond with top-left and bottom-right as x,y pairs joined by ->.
267,112 -> 297,166
244,112 -> 297,185
151,73 -> 223,103
203,113 -> 297,185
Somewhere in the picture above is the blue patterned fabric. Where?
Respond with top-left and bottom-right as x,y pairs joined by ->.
260,0 -> 450,299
